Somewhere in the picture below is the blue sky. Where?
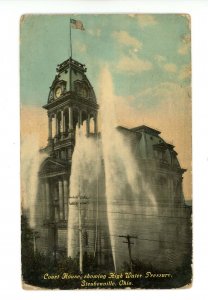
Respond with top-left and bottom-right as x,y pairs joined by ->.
20,14 -> 191,108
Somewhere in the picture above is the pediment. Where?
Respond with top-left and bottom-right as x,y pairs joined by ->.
39,157 -> 69,175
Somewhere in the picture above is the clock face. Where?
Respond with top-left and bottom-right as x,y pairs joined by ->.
55,86 -> 62,98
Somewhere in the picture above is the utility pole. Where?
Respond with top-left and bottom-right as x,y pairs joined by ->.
32,230 -> 40,255
119,234 -> 137,272
69,194 -> 88,273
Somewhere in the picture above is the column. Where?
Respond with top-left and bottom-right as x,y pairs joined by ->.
55,113 -> 58,136
41,181 -> 46,220
59,179 -> 64,220
48,116 -> 52,139
79,110 -> 83,127
45,179 -> 50,220
63,111 -> 66,133
52,115 -> 56,138
69,107 -> 73,130
94,115 -> 98,134
86,114 -> 90,136
63,178 -> 68,220
61,110 -> 64,133
54,184 -> 59,221
78,109 -> 81,128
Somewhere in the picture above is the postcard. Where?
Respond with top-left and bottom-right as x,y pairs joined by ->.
20,14 -> 192,289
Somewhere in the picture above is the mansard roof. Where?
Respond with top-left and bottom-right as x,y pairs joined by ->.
117,124 -> 186,172
44,57 -> 97,109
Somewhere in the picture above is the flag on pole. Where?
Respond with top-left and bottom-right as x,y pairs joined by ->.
70,19 -> 85,31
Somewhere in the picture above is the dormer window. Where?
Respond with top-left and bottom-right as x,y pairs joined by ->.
75,81 -> 89,98
153,143 -> 168,163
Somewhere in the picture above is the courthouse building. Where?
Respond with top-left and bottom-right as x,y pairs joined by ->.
34,57 -> 191,271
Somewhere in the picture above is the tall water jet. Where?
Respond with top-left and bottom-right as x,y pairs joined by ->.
99,67 -> 157,271
21,135 -> 47,228
67,125 -> 103,261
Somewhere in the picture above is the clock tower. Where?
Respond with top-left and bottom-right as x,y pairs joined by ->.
42,57 -> 98,161
37,57 -> 99,257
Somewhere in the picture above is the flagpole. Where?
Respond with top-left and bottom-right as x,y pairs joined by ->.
70,18 -> 73,59
69,18 -> 84,91
69,19 -> 72,92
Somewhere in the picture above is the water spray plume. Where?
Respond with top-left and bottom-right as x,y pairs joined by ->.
99,67 -> 157,271
67,126 -> 102,257
21,135 -> 47,228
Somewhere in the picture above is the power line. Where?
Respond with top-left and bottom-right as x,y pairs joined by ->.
28,200 -> 192,210
76,208 -> 191,220
34,206 -> 191,221
76,196 -> 190,208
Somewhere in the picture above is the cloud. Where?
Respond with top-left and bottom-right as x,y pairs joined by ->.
112,31 -> 142,50
75,41 -> 87,53
178,33 -> 191,55
178,64 -> 191,80
137,82 -> 191,109
154,55 -> 166,63
116,55 -> 152,74
87,28 -> 101,37
129,14 -> 157,28
178,45 -> 188,55
154,54 -> 191,80
163,63 -> 177,73
154,55 -> 177,74
154,53 -> 177,73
